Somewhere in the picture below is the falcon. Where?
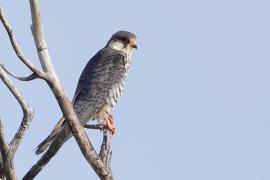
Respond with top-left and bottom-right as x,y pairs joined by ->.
35,31 -> 137,155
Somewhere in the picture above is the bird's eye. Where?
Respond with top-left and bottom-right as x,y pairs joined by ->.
119,37 -> 129,43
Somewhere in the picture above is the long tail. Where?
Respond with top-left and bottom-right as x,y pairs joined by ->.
35,117 -> 65,155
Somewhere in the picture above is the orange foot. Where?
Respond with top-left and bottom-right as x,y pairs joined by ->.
104,114 -> 116,135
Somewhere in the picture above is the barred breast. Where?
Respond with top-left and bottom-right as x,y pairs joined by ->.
107,55 -> 131,109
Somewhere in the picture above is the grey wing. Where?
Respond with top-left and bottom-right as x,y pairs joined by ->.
72,48 -> 127,123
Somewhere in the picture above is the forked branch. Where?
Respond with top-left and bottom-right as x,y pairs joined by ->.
0,8 -> 48,80
0,64 -> 38,81
0,66 -> 34,180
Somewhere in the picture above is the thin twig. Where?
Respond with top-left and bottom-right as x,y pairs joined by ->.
0,64 -> 38,81
0,7 -> 48,80
84,124 -> 106,130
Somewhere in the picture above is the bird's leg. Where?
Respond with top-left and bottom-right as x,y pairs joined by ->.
108,115 -> 114,126
103,114 -> 115,134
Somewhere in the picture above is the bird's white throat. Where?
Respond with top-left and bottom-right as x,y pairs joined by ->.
108,41 -> 133,55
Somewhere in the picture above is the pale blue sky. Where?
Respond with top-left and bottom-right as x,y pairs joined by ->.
1,0 -> 270,179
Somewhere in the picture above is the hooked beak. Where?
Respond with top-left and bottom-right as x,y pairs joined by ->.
129,38 -> 138,49
132,44 -> 138,49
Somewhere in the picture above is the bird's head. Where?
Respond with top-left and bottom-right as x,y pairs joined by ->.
106,31 -> 137,54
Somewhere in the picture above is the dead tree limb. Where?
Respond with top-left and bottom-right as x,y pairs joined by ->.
0,65 -> 34,180
0,68 -> 34,161
0,152 -> 4,179
99,130 -> 113,176
0,120 -> 13,180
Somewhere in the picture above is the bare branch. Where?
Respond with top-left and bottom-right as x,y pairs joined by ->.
29,0 -> 56,74
0,66 -> 33,119
99,130 -> 113,178
0,153 -> 4,180
0,64 -> 38,81
84,124 -> 106,130
0,65 -> 34,178
0,120 -> 16,180
0,7 -> 47,80
9,110 -> 34,161
22,137 -> 63,180
0,152 -> 4,179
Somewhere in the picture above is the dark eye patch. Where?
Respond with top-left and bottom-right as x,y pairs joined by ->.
118,36 -> 129,43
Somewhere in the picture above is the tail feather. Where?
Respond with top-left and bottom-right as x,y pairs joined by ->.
35,117 -> 65,155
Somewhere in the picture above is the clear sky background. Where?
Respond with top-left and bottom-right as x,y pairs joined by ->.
1,0 -> 270,179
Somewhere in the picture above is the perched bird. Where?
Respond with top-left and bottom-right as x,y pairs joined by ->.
35,31 -> 137,155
